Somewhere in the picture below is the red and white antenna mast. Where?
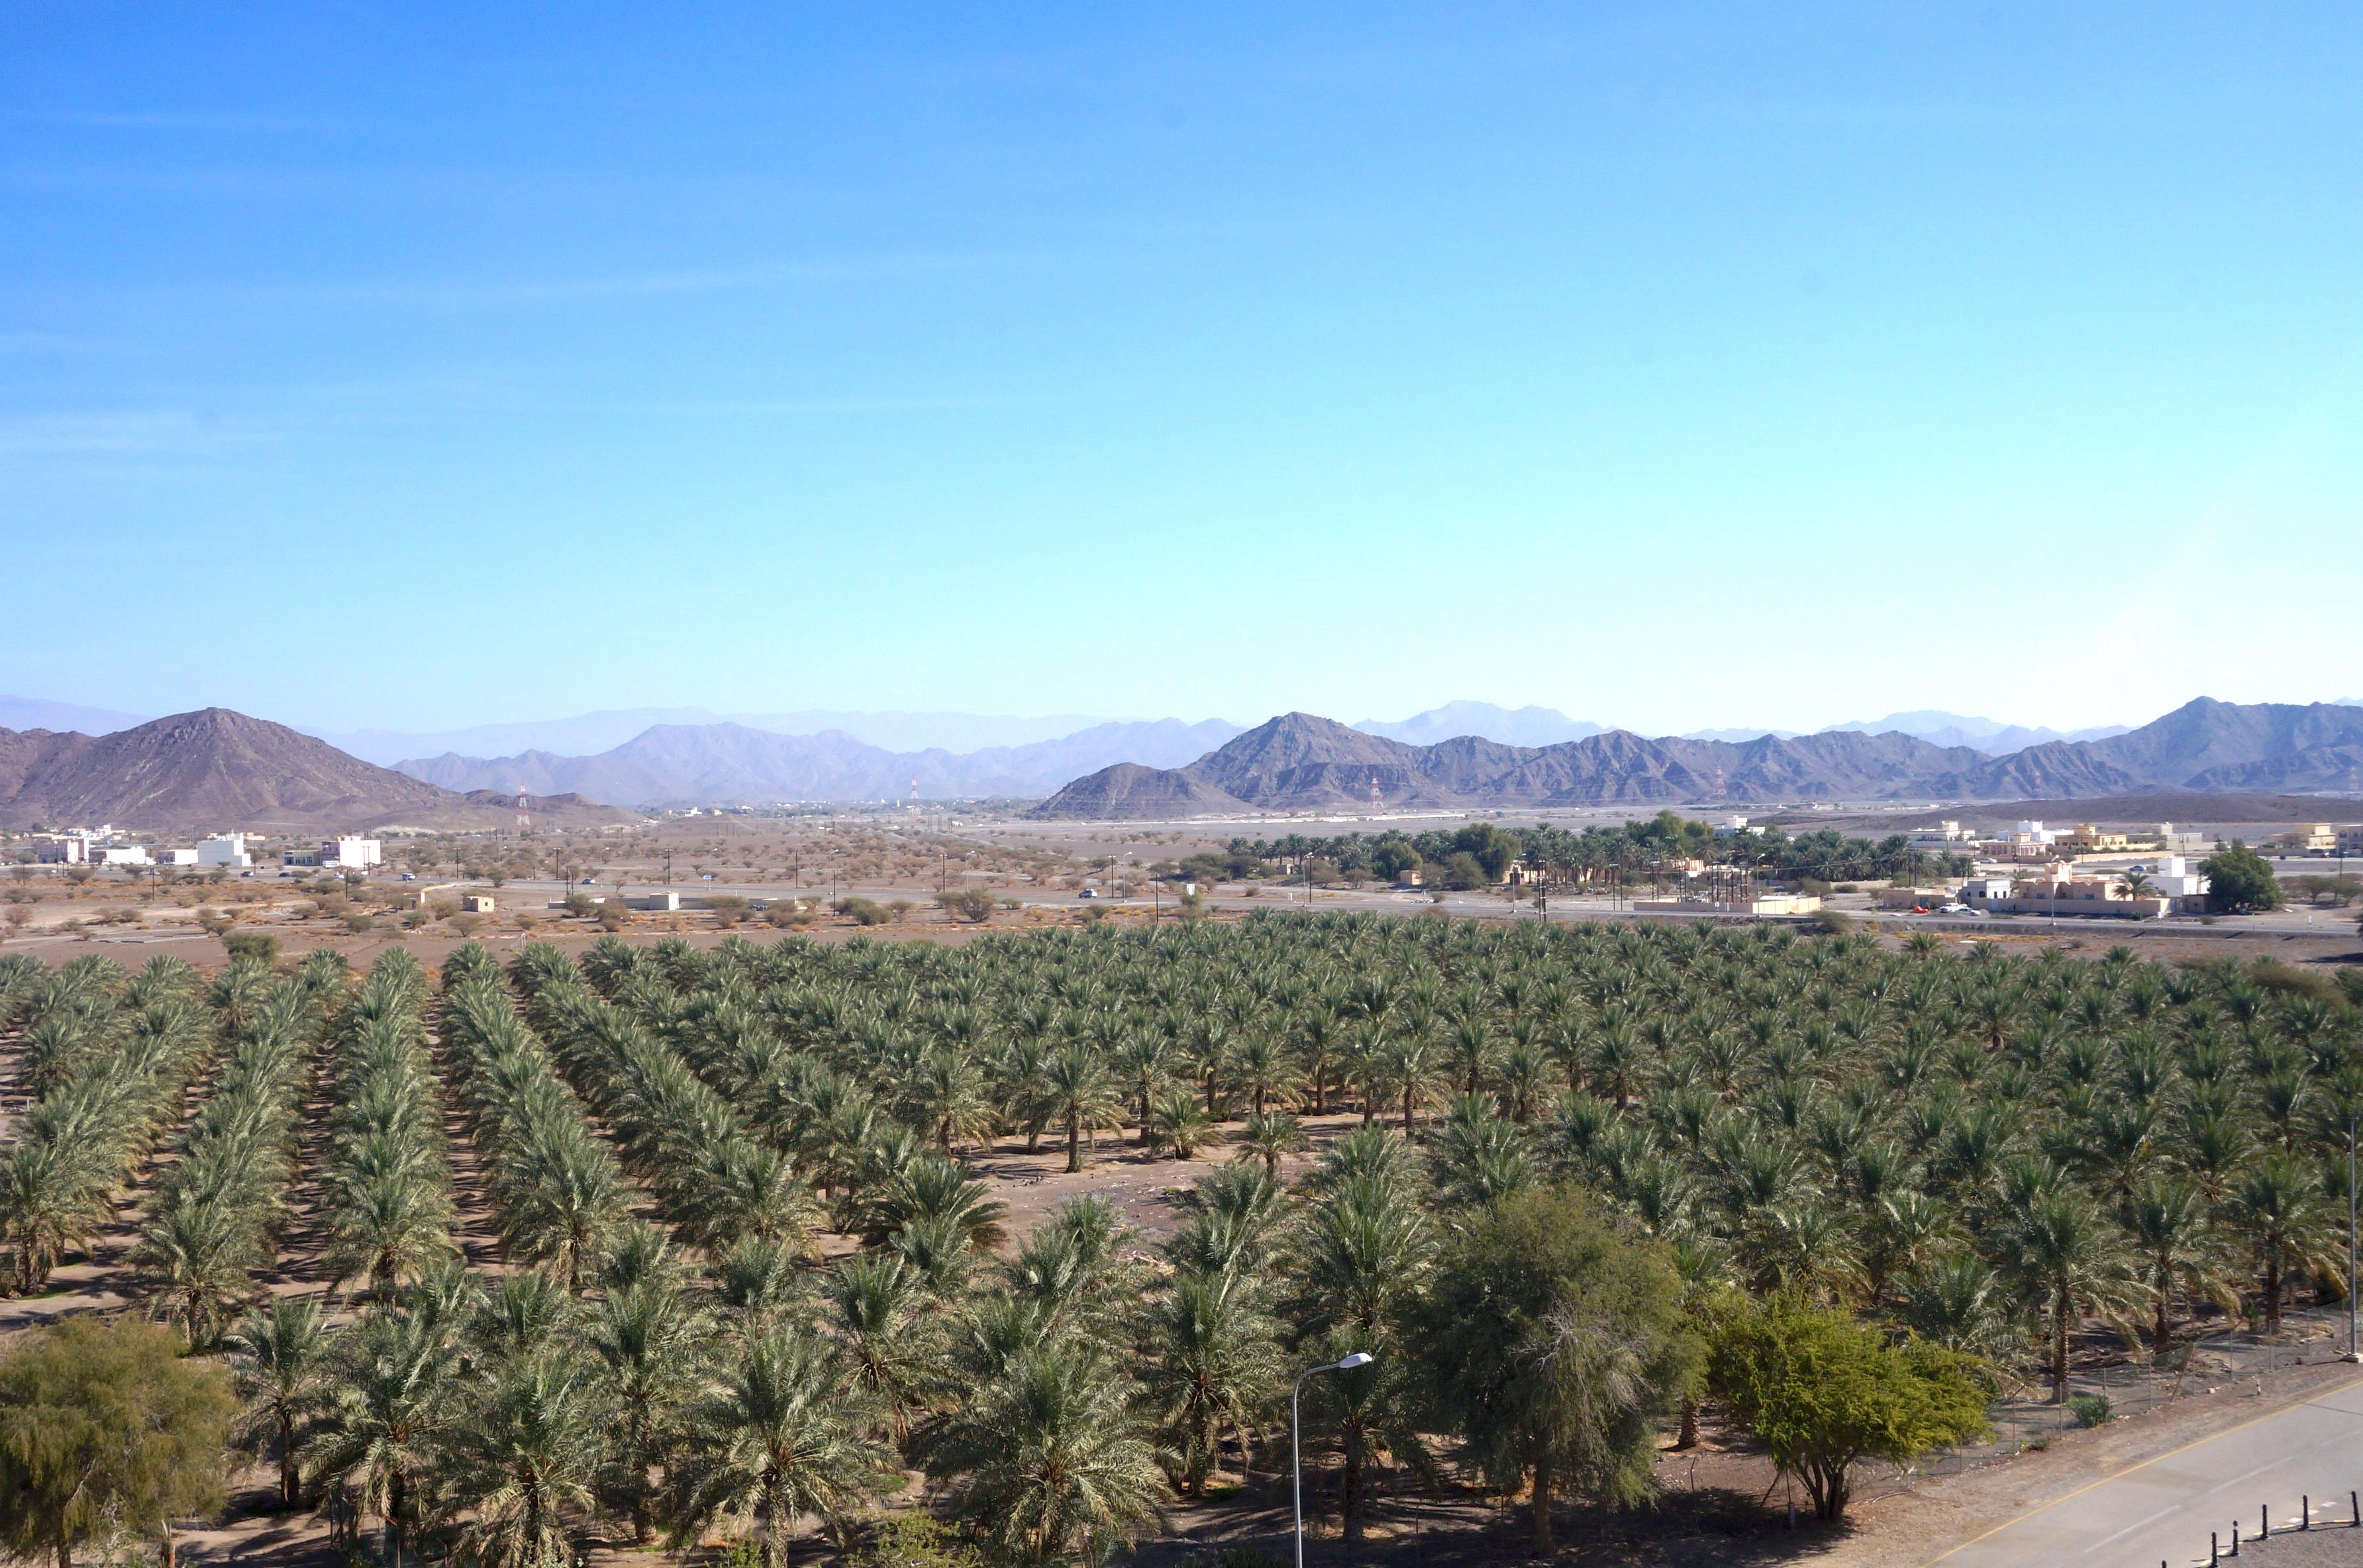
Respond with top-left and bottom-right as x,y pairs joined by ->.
517,783 -> 530,834
1370,773 -> 1383,814
909,776 -> 919,812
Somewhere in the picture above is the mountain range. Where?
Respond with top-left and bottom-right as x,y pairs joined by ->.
321,707 -> 1127,767
1032,699 -> 2363,818
397,718 -> 1245,807
0,709 -> 628,834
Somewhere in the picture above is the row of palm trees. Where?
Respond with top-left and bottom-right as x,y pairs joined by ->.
133,954 -> 348,1347
0,954 -> 220,1293
320,950 -> 459,1299
438,948 -> 631,1292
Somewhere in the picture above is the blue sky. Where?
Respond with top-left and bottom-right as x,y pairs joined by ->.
4,5 -> 2358,736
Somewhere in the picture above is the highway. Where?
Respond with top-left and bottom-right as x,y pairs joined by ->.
1926,1374 -> 2363,1568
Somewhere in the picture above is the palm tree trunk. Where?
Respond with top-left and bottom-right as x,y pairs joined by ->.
278,1409 -> 297,1506
1531,1457 -> 1554,1551
2052,1285 -> 2070,1402
1066,1111 -> 1081,1174
2265,1250 -> 2284,1334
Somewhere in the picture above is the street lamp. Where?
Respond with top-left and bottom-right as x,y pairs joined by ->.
2347,1110 -> 2359,1363
1292,1351 -> 1374,1568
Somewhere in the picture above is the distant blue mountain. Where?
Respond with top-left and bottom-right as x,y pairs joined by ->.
1831,710 -> 2130,756
1355,702 -> 1604,748
0,695 -> 151,736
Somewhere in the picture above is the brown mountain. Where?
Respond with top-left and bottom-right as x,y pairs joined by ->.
0,708 -> 634,833
1029,700 -> 2363,819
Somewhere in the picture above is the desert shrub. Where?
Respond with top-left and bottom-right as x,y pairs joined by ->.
705,895 -> 748,928
835,897 -> 891,927
2066,1393 -> 2113,1428
222,931 -> 279,966
344,913 -> 375,934
936,889 -> 995,924
1808,910 -> 1856,936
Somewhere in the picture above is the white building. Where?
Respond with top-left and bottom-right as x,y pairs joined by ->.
95,845 -> 151,867
156,848 -> 200,867
197,833 -> 252,869
323,837 -> 381,869
2136,856 -> 2209,899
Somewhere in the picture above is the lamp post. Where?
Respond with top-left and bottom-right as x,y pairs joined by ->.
1292,1351 -> 1374,1568
2348,1110 -> 2359,1363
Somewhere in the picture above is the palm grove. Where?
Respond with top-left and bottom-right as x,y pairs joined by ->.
0,912 -> 2354,1565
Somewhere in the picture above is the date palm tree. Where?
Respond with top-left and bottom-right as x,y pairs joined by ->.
328,1160 -> 457,1301
134,1193 -> 257,1349
1146,1268 -> 1286,1495
303,1307 -> 460,1568
2228,1150 -> 2340,1334
2122,1174 -> 2240,1358
226,1298 -> 330,1510
1232,1110 -> 1308,1177
829,1251 -> 936,1443
1037,1046 -> 1124,1173
441,1355 -> 611,1567
1225,1030 -> 1304,1119
927,1338 -> 1172,1567
2001,1189 -> 2144,1401
507,1132 -> 628,1293
586,1275 -> 709,1543
669,1326 -> 897,1568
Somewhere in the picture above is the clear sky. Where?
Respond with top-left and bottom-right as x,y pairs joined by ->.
5,5 -> 2359,737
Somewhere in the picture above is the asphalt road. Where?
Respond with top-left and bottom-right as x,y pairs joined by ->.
1927,1374 -> 2363,1568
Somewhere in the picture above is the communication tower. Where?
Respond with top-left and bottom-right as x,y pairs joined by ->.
517,784 -> 530,834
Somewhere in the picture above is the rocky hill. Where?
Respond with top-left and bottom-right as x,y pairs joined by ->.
1031,700 -> 2363,819
0,709 -> 632,833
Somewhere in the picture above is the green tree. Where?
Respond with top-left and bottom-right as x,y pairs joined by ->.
1418,1185 -> 1699,1551
0,1316 -> 235,1568
1708,1295 -> 1987,1522
2201,842 -> 2283,914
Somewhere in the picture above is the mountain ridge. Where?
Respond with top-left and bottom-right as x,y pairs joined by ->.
1032,699 -> 2363,819
0,709 -> 632,833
